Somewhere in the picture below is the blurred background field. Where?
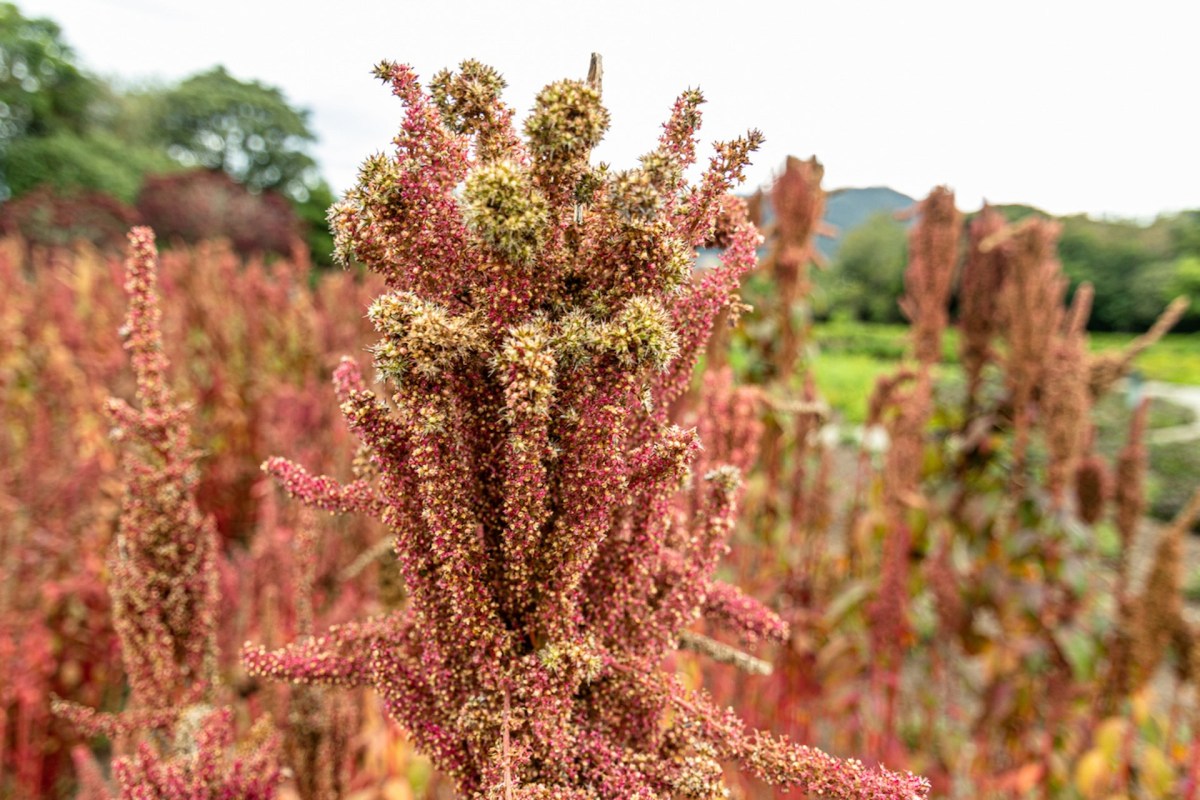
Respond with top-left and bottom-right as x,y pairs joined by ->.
805,322 -> 1200,422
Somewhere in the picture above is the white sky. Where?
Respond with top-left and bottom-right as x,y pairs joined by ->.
17,0 -> 1200,219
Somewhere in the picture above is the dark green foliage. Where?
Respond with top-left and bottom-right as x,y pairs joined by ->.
1169,255 -> 1200,327
1057,212 -> 1199,332
146,66 -> 321,202
1169,210 -> 1200,256
3,130 -> 173,203
821,201 -> 1200,334
294,179 -> 336,267
816,211 -> 909,323
0,2 -> 93,143
986,203 -> 1047,223
0,2 -> 97,197
0,2 -> 336,265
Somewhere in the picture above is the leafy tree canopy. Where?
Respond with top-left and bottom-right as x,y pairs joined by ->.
147,66 -> 321,202
0,2 -> 94,145
4,129 -> 174,203
1169,210 -> 1200,257
819,211 -> 909,324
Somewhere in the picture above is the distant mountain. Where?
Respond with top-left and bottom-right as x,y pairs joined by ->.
750,185 -> 916,260
817,186 -> 916,259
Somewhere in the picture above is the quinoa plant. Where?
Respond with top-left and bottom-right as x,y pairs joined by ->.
743,155 -> 832,538
54,229 -> 281,798
244,58 -> 929,800
0,228 -> 387,796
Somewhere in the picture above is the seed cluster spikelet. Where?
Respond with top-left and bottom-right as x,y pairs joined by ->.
54,228 -> 280,798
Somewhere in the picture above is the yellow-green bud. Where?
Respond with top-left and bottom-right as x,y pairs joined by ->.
368,292 -> 484,380
525,80 -> 609,169
462,161 -> 550,265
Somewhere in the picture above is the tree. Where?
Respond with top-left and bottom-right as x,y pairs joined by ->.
0,5 -> 175,202
0,6 -> 339,265
0,1 -> 98,197
0,2 -> 93,143
821,211 -> 909,323
148,66 -> 321,202
293,177 -> 337,266
1168,210 -> 1200,257
1167,254 -> 1200,330
1058,222 -> 1157,331
3,129 -> 174,202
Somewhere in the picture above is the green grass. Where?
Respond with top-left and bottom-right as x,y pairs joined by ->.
807,348 -> 962,425
1089,331 -> 1200,385
809,322 -> 955,424
808,322 -> 1200,422
809,352 -> 896,424
813,322 -> 1200,386
808,322 -> 1200,522
814,320 -> 956,363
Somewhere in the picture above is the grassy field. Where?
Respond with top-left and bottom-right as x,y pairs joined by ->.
1090,331 -> 1200,385
805,321 -> 1200,523
810,321 -> 1200,423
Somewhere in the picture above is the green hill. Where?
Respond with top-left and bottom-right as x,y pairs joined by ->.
816,186 -> 916,259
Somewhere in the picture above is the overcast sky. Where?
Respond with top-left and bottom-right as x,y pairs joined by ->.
18,0 -> 1199,219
